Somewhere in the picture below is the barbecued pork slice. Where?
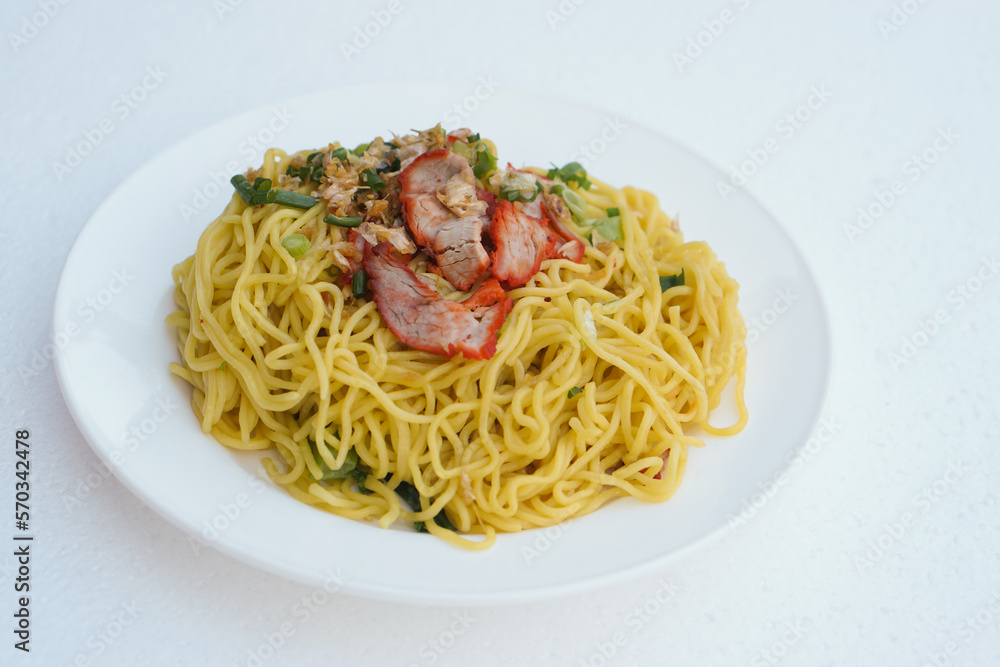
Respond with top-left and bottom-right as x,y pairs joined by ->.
432,216 -> 490,288
364,243 -> 512,360
488,200 -> 557,287
477,188 -> 497,228
398,149 -> 490,290
502,170 -> 585,262
541,194 -> 586,262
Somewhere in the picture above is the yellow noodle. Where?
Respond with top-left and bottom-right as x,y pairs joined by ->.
168,149 -> 747,549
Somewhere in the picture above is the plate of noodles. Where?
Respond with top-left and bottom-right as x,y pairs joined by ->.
54,82 -> 830,604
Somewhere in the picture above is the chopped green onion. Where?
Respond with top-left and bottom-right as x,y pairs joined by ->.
547,161 -> 592,189
555,186 -> 588,221
659,270 -> 686,292
281,233 -> 311,258
325,265 -> 341,280
498,181 -> 543,203
451,139 -> 476,160
286,151 -> 325,183
606,207 -> 620,217
359,168 -> 385,192
273,190 -> 319,209
219,361 -> 227,371
466,132 -> 480,143
472,147 -> 497,179
331,147 -> 349,163
349,468 -> 372,494
309,439 -> 359,481
394,479 -> 422,512
567,387 -> 582,398
324,214 -> 364,228
394,480 -> 457,532
352,142 -> 370,157
231,174 -> 260,205
231,174 -> 317,209
590,215 -> 623,242
352,269 -> 368,299
377,155 -> 401,174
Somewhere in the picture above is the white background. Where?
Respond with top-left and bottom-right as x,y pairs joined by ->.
3,1 -> 1000,666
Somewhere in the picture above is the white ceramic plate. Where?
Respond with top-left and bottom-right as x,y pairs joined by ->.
53,83 -> 830,605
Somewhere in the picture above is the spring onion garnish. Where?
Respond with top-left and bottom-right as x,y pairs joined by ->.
281,233 -> 311,258
273,190 -> 319,209
590,214 -> 623,242
231,174 -> 273,205
498,181 -> 543,203
352,269 -> 368,298
567,387 -> 583,399
285,151 -> 326,182
230,174 -> 318,209
330,147 -> 349,163
350,469 -> 372,494
451,140 -> 476,160
377,155 -> 401,174
325,265 -> 341,280
393,480 -> 457,532
219,361 -> 227,371
606,207 -> 620,217
659,270 -> 686,291
472,146 -> 497,179
323,214 -> 364,228
466,132 -> 481,143
547,161 -> 592,189
308,439 -> 360,481
359,168 -> 385,192
551,184 -> 588,221
394,480 -> 421,512
352,142 -> 370,157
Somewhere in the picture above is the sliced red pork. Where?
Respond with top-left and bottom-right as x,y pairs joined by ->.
364,243 -> 512,360
398,149 -> 490,291
488,200 -> 557,287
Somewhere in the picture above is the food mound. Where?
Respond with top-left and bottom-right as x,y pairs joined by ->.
168,126 -> 747,549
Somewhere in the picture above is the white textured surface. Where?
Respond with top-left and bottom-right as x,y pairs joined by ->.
2,1 -> 999,665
